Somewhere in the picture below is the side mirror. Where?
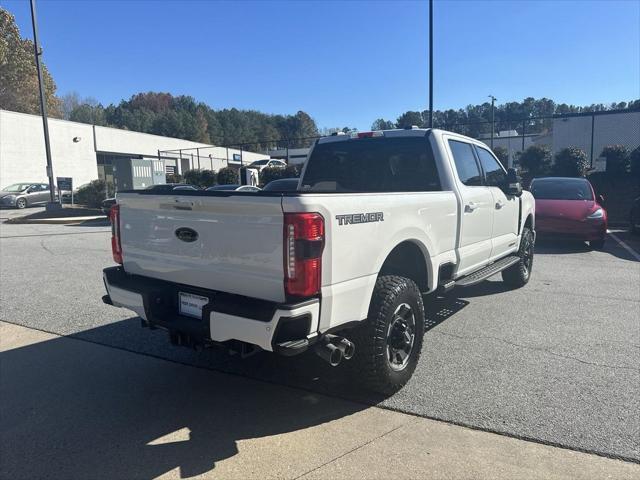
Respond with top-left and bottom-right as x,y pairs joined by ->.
598,194 -> 606,206
504,168 -> 523,197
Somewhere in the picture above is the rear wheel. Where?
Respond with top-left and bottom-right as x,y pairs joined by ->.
349,275 -> 425,395
589,238 -> 605,250
15,198 -> 26,209
502,226 -> 534,288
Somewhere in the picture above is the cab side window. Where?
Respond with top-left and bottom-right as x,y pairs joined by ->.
475,147 -> 507,187
448,140 -> 482,186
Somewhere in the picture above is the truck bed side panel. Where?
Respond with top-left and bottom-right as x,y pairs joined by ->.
282,191 -> 458,329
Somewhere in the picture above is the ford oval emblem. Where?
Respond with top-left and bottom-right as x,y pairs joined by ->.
175,227 -> 198,243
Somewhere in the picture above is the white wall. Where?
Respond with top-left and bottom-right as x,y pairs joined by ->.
552,111 -> 640,161
0,109 -> 272,187
94,125 -> 213,157
0,110 -> 97,188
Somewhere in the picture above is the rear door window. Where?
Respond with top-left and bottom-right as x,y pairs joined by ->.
475,147 -> 507,187
448,140 -> 482,186
302,136 -> 441,193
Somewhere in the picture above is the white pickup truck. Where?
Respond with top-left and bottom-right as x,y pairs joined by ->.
102,128 -> 535,393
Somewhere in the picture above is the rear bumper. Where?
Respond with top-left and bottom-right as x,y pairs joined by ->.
102,266 -> 320,353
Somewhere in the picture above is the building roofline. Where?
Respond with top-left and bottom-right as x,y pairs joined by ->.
0,108 -> 215,149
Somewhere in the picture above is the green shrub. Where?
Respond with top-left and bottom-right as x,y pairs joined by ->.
553,147 -> 589,177
600,145 -> 630,176
631,146 -> 640,179
75,179 -> 112,208
260,165 -> 300,186
217,167 -> 239,185
519,145 -> 552,177
183,169 -> 217,188
166,173 -> 182,184
492,146 -> 509,169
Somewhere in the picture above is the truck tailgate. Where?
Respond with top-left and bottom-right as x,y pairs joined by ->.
116,192 -> 286,302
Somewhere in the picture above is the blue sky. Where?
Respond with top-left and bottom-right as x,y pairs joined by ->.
6,0 -> 640,130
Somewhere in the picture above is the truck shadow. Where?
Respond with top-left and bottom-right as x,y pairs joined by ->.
1,295 -> 471,478
1,327 -> 367,479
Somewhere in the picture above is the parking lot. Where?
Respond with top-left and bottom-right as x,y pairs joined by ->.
1,220 -> 639,473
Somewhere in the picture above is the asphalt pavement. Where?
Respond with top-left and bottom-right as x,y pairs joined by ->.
1,221 -> 638,463
4,321 -> 637,480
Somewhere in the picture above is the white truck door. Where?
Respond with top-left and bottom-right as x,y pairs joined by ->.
447,139 -> 494,275
474,146 -> 519,259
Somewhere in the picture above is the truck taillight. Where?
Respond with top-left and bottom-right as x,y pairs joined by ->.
284,213 -> 324,298
109,204 -> 123,265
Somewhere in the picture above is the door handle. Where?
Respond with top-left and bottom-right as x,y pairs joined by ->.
495,200 -> 505,209
464,202 -> 478,213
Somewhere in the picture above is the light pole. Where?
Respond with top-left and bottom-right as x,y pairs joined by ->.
428,0 -> 434,128
30,0 -> 59,210
488,95 -> 496,149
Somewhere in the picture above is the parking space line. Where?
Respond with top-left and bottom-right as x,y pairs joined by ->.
608,231 -> 640,261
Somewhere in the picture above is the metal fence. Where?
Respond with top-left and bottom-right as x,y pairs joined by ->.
442,108 -> 640,169
159,108 -> 640,173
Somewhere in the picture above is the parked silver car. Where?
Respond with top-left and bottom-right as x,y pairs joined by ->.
0,183 -> 57,209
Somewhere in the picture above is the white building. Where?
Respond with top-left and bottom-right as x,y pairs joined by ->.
0,109 -> 269,189
265,147 -> 311,166
551,110 -> 640,163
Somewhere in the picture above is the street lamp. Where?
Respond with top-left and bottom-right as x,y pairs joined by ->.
30,0 -> 60,211
428,0 -> 434,128
488,95 -> 497,149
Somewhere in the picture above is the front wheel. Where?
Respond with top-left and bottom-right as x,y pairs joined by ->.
349,275 -> 425,395
15,198 -> 26,209
502,226 -> 534,288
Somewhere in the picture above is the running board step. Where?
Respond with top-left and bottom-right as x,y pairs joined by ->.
455,255 -> 520,287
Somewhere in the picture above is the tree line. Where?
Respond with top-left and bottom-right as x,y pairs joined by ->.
61,91 -> 319,150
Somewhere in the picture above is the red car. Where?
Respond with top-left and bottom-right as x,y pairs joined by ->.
530,177 -> 607,249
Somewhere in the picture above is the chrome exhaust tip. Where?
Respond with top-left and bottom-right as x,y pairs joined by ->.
314,340 -> 343,367
327,334 -> 355,360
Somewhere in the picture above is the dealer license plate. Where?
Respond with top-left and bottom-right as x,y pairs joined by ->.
178,292 -> 209,319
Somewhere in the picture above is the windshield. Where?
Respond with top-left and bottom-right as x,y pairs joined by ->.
249,160 -> 269,167
301,136 -> 441,193
531,179 -> 593,200
2,183 -> 31,192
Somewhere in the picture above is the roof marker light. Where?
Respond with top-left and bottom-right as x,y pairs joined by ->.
356,131 -> 384,138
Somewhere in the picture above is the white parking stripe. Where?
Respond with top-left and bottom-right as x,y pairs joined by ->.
607,230 -> 640,261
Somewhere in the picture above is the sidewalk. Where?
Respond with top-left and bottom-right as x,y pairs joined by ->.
1,321 -> 637,480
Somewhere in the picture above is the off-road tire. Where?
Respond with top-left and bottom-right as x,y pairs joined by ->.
15,198 -> 26,209
589,238 -> 605,250
502,226 -> 534,288
349,275 -> 425,395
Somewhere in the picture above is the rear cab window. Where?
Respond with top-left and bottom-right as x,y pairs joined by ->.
301,136 -> 441,193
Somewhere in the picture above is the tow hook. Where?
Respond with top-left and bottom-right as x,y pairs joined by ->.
314,334 -> 355,366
